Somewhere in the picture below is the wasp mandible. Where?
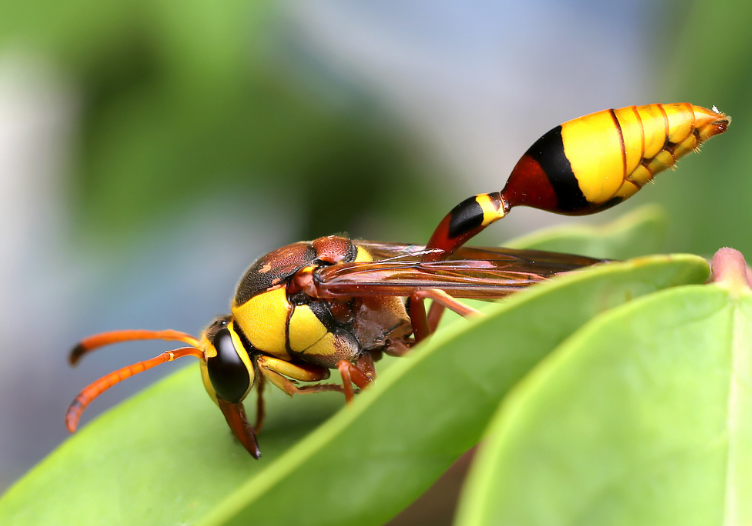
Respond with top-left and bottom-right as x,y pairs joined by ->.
66,103 -> 730,458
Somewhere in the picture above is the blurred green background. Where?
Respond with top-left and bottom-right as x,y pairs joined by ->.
0,0 -> 749,521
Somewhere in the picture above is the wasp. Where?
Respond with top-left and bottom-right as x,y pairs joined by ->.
66,103 -> 730,458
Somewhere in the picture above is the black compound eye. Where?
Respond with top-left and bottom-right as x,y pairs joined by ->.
207,328 -> 251,403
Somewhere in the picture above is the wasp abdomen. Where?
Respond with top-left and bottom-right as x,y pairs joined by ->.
423,103 -> 729,262
502,103 -> 730,215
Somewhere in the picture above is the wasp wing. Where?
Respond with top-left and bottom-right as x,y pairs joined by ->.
315,243 -> 605,300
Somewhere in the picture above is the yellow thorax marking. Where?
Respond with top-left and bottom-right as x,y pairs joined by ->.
288,304 -> 328,352
354,246 -> 373,263
303,332 -> 338,357
232,286 -> 291,359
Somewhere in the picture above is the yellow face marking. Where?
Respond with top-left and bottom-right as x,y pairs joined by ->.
199,333 -> 217,359
561,109 -> 624,204
199,360 -> 218,404
288,305 -> 328,352
476,193 -> 505,226
354,246 -> 373,263
229,321 -> 255,397
302,331 -> 338,357
232,286 -> 291,359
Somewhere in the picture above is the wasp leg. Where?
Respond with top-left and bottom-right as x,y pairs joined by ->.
255,374 -> 266,432
407,293 -> 430,342
336,354 -> 374,403
408,289 -> 481,343
427,301 -> 445,333
414,289 -> 481,318
356,351 -> 377,380
383,338 -> 413,357
256,356 -> 343,397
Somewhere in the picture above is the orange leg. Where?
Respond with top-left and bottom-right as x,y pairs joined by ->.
408,289 -> 480,343
336,354 -> 374,403
427,301 -> 445,333
408,293 -> 430,342
413,289 -> 481,318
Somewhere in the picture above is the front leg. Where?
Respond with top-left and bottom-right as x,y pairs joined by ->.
256,355 -> 344,396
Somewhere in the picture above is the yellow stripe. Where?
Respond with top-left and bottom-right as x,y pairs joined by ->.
232,287 -> 291,359
613,106 -> 644,176
476,193 -> 505,226
627,164 -> 653,187
662,102 -> 694,144
561,109 -> 624,204
229,321 -> 255,387
199,360 -> 218,404
646,151 -> 675,175
612,180 -> 640,200
288,305 -> 329,352
303,331 -> 338,357
673,133 -> 698,159
634,104 -> 667,159
354,246 -> 373,263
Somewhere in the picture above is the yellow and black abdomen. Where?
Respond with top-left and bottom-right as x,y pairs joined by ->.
502,103 -> 730,215
423,103 -> 729,261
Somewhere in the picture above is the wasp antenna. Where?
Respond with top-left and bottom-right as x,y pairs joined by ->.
69,329 -> 200,366
65,346 -> 204,433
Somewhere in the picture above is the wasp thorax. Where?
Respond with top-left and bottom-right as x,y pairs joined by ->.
229,236 -> 362,360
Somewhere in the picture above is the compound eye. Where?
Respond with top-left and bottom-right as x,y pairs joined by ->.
206,328 -> 252,403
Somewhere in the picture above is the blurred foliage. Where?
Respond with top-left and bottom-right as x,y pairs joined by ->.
658,0 -> 752,256
0,0 -> 440,245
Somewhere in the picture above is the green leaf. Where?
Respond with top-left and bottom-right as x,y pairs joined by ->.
0,254 -> 706,525
456,252 -> 752,526
505,204 -> 668,259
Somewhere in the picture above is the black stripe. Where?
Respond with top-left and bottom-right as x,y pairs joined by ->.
609,109 -> 627,180
233,322 -> 255,357
308,300 -> 339,332
448,196 -> 485,239
344,240 -> 358,263
526,125 -> 589,212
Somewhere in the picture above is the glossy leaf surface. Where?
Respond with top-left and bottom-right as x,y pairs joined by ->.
456,250 -> 752,526
505,205 -> 667,259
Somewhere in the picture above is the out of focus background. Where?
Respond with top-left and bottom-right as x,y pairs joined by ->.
0,0 -> 748,513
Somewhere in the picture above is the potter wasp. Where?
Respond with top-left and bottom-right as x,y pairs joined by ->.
66,103 -> 730,458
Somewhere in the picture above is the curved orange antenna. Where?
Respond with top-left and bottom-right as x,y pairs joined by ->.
66,346 -> 204,433
69,329 -> 200,365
